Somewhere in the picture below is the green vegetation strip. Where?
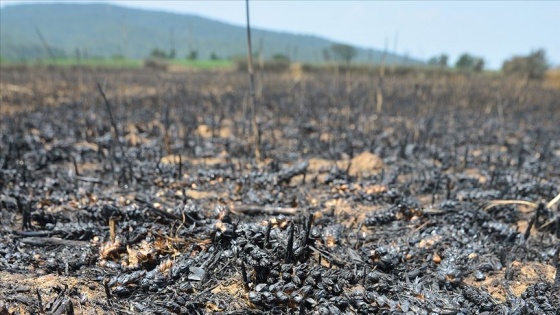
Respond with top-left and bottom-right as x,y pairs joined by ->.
0,58 -> 234,70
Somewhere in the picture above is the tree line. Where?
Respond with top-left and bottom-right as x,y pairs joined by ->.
146,42 -> 551,80
428,49 -> 550,79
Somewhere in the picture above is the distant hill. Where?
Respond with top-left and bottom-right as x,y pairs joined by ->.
0,3 -> 421,65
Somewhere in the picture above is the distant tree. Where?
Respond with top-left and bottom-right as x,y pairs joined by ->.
428,54 -> 449,67
331,43 -> 357,67
473,58 -> 484,72
455,53 -> 484,72
209,52 -> 220,60
150,47 -> 167,59
168,48 -> 176,59
455,54 -> 474,69
502,49 -> 548,80
187,50 -> 198,61
272,53 -> 290,63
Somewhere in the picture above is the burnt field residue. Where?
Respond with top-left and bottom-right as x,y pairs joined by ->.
1,67 -> 559,314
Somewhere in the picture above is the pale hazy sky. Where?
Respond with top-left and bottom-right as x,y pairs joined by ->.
1,0 -> 559,69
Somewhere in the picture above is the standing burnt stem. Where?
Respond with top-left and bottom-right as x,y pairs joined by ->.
303,213 -> 314,247
96,82 -> 124,159
163,102 -> 171,155
97,82 -> 134,184
244,0 -> 261,161
19,160 -> 27,186
431,174 -> 440,205
517,148 -> 524,170
103,279 -> 112,304
240,259 -> 250,291
285,221 -> 295,263
17,197 -> 32,231
176,154 -> 182,180
264,221 -> 272,249
462,147 -> 469,169
446,177 -> 453,200
182,186 -> 187,204
72,155 -> 80,176
524,203 -> 543,240
534,202 -> 544,228
36,289 -> 43,313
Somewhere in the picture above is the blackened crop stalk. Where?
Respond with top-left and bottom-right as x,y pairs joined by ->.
164,102 -> 171,155
264,221 -> 272,249
96,82 -> 124,158
36,289 -> 43,313
285,221 -> 295,263
97,82 -> 133,184
103,279 -> 112,305
176,153 -> 182,180
485,192 -> 560,239
245,0 -> 261,162
240,259 -> 250,291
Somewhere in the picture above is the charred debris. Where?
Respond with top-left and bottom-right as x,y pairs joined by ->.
1,67 -> 559,314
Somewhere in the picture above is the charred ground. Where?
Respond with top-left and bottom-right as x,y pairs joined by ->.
1,67 -> 559,314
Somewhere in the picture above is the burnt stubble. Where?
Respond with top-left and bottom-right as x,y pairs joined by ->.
1,66 -> 559,314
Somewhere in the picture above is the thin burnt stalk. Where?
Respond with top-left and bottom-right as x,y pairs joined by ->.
96,82 -> 124,158
431,173 -> 441,205
524,203 -> 542,240
164,102 -> 171,155
182,186 -> 187,204
504,261 -> 514,281
285,221 -> 295,263
17,197 -> 31,230
72,155 -> 80,176
264,221 -> 272,249
240,259 -> 250,291
176,153 -> 182,180
103,279 -> 112,303
245,0 -> 261,161
36,289 -> 43,313
97,82 -> 134,183
446,177 -> 453,200
303,213 -> 314,247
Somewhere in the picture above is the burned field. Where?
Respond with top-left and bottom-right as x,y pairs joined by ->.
1,67 -> 559,314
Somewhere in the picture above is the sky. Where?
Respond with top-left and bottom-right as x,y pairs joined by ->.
1,0 -> 559,69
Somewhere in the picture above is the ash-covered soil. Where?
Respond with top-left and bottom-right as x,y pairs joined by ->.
1,67 -> 559,314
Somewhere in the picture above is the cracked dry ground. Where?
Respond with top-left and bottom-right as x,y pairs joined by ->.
1,67 -> 559,314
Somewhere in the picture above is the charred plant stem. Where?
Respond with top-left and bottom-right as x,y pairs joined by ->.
36,288 -> 43,313
96,82 -> 124,158
72,156 -> 80,176
264,221 -> 272,249
524,205 -> 541,240
245,0 -> 261,161
240,260 -> 250,291
285,221 -> 295,263
103,279 -> 112,302
303,213 -> 314,247
176,154 -> 182,180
